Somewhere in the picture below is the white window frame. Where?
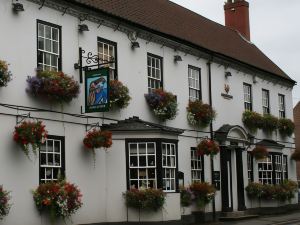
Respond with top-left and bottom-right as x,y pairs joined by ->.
188,66 -> 201,101
147,53 -> 163,93
278,94 -> 286,118
191,148 -> 203,183
258,155 -> 273,184
247,152 -> 253,184
262,89 -> 270,114
39,137 -> 64,183
37,21 -> 61,71
162,143 -> 177,192
128,142 -> 157,189
274,155 -> 283,184
97,37 -> 117,80
243,83 -> 252,111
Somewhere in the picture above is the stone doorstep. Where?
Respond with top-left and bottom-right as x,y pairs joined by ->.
219,214 -> 259,221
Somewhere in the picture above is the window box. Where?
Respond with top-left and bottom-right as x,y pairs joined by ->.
187,100 -> 216,128
123,188 -> 165,211
242,111 -> 263,133
145,89 -> 178,121
278,118 -> 294,137
27,70 -> 80,103
109,80 -> 131,109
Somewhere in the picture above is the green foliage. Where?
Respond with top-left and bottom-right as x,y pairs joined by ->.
246,180 -> 298,202
278,118 -> 295,137
251,145 -> 268,160
0,185 -> 11,220
123,189 -> 166,211
109,80 -> 131,109
180,188 -> 193,207
190,182 -> 216,208
262,114 -> 278,133
0,60 -> 12,87
242,111 -> 263,132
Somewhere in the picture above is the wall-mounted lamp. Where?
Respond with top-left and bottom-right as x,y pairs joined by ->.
174,55 -> 182,62
225,71 -> 232,78
131,41 -> 140,49
78,24 -> 89,32
12,0 -> 24,12
253,75 -> 257,84
128,31 -> 140,50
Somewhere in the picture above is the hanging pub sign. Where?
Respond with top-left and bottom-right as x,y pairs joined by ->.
85,67 -> 110,113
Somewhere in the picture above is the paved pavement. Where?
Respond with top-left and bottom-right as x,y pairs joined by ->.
201,211 -> 300,225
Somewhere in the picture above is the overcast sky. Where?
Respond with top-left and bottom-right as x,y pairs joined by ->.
170,0 -> 300,105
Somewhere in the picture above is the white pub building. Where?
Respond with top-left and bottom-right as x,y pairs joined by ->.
0,0 -> 297,224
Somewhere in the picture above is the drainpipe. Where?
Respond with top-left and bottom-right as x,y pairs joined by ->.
207,59 -> 216,220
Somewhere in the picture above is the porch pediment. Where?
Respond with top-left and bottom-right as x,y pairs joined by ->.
215,124 -> 251,144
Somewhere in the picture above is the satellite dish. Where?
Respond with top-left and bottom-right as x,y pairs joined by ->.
128,31 -> 138,42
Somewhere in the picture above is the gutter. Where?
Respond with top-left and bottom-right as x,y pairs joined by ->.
207,58 -> 216,220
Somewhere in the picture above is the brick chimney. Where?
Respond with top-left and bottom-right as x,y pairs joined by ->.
224,0 -> 250,41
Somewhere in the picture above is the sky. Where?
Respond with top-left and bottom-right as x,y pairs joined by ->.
170,0 -> 300,105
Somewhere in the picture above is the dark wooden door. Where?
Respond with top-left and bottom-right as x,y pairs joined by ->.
220,147 -> 233,212
235,148 -> 246,211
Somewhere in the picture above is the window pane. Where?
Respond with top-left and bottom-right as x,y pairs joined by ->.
52,28 -> 59,41
38,37 -> 44,50
45,39 -> 51,52
45,26 -> 51,39
38,24 -> 44,37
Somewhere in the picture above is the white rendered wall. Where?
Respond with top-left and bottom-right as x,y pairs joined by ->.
0,1 -> 296,224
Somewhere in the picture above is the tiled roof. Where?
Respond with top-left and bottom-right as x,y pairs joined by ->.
71,0 -> 295,83
102,116 -> 184,134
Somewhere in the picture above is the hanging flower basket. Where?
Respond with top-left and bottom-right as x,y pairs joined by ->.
83,129 -> 112,165
123,188 -> 165,211
32,180 -> 82,223
196,139 -> 220,157
0,185 -> 11,220
291,151 -> 300,161
145,89 -> 178,121
251,145 -> 268,160
27,70 -> 80,103
261,114 -> 278,133
83,129 -> 112,150
190,182 -> 216,208
109,80 -> 131,109
242,110 -> 263,132
0,60 -> 12,87
13,120 -> 48,159
278,118 -> 295,137
186,100 -> 216,127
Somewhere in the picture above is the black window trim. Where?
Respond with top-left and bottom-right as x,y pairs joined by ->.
39,135 -> 65,184
188,65 -> 202,101
97,36 -> 118,80
147,53 -> 164,90
125,138 -> 179,193
36,19 -> 62,71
